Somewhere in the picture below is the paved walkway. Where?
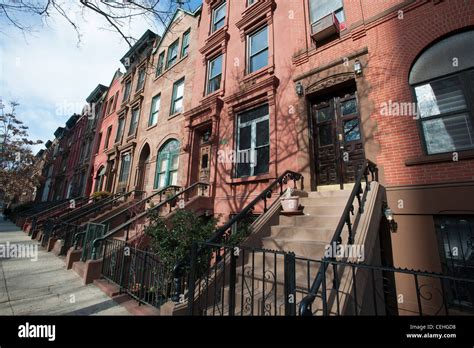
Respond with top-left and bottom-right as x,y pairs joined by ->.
0,216 -> 130,315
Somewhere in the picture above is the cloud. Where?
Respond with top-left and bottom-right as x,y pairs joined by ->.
0,2 -> 158,152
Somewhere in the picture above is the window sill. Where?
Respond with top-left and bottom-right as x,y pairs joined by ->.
169,112 -> 183,120
202,89 -> 223,101
405,150 -> 474,166
126,134 -> 137,142
241,65 -> 274,84
146,124 -> 158,131
228,173 -> 275,185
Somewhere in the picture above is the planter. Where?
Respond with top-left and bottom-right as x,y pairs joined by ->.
281,196 -> 300,213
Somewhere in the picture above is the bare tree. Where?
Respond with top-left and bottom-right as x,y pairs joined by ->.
0,100 -> 43,204
0,0 -> 196,46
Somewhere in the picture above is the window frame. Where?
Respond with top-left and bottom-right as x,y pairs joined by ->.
156,51 -> 166,76
115,117 -> 125,143
207,54 -> 223,95
104,126 -> 112,150
235,104 -> 270,178
412,69 -> 474,155
166,39 -> 180,69
181,29 -> 191,58
128,107 -> 140,136
136,67 -> 146,92
211,1 -> 227,33
149,94 -> 161,127
308,0 -> 345,26
247,26 -> 269,74
170,78 -> 185,115
122,80 -> 132,103
118,153 -> 132,184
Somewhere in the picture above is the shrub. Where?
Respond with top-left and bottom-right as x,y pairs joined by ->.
91,191 -> 112,201
145,209 -> 217,273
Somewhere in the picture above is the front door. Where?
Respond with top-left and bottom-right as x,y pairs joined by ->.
312,88 -> 365,187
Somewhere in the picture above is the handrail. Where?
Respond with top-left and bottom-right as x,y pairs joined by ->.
62,190 -> 136,224
298,160 -> 378,316
90,182 -> 209,260
28,197 -> 83,222
72,186 -> 178,250
98,186 -> 177,227
172,170 -> 304,301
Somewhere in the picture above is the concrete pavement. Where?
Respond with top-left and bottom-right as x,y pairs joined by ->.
0,215 -> 130,315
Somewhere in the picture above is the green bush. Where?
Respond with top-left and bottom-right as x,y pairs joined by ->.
145,210 -> 217,273
91,191 -> 112,201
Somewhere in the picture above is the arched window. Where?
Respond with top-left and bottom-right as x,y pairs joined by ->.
154,139 -> 180,189
410,30 -> 474,155
95,166 -> 106,192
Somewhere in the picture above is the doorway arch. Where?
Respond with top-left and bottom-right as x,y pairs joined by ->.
136,143 -> 151,192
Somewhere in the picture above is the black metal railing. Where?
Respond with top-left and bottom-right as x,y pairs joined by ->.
26,197 -> 84,231
101,239 -> 176,308
98,186 -> 179,231
91,182 -> 209,260
45,191 -> 134,249
172,171 -> 304,303
183,242 -> 474,316
299,160 -> 378,316
29,197 -> 88,237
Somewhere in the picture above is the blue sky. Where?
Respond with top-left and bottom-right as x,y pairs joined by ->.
0,0 -> 202,154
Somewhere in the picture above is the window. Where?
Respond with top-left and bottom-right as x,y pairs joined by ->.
435,216 -> 474,309
410,31 -> 474,156
104,126 -> 112,150
95,133 -> 102,154
106,97 -> 114,115
166,40 -> 179,69
414,73 -> 474,154
156,51 -> 165,76
308,0 -> 345,28
119,153 -> 131,183
149,94 -> 161,126
247,0 -> 256,6
115,117 -> 125,143
128,108 -> 140,136
136,68 -> 146,91
207,54 -> 223,94
181,30 -> 190,57
112,91 -> 119,112
235,104 -> 270,178
154,139 -> 180,189
171,78 -> 185,115
123,81 -> 132,102
248,26 -> 268,74
212,2 -> 226,33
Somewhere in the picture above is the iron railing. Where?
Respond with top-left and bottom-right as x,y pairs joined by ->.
29,197 -> 88,237
183,242 -> 474,316
91,182 -> 209,260
45,191 -> 134,249
299,160 -> 378,315
101,239 -> 176,308
172,171 -> 304,302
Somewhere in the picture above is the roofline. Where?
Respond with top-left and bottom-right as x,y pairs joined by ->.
120,29 -> 159,65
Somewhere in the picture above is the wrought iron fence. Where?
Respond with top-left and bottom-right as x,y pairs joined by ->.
80,223 -> 107,262
101,239 -> 176,309
183,242 -> 474,316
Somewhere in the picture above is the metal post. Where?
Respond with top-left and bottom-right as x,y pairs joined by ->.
187,242 -> 198,315
284,252 -> 296,316
228,250 -> 237,316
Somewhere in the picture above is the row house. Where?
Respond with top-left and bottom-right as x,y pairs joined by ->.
106,8 -> 201,197
175,0 -> 473,273
90,70 -> 123,194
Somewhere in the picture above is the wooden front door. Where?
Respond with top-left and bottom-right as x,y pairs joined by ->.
312,89 -> 365,187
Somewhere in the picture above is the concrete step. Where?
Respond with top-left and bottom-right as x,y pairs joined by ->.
299,196 -> 348,206
301,205 -> 345,216
279,214 -> 341,228
270,225 -> 335,241
262,238 -> 327,259
307,190 -> 353,198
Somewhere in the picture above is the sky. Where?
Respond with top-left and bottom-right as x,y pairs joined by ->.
0,0 -> 201,154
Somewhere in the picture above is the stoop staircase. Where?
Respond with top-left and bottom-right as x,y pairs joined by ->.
174,162 -> 385,316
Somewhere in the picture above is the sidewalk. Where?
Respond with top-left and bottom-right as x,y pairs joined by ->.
0,216 -> 130,315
